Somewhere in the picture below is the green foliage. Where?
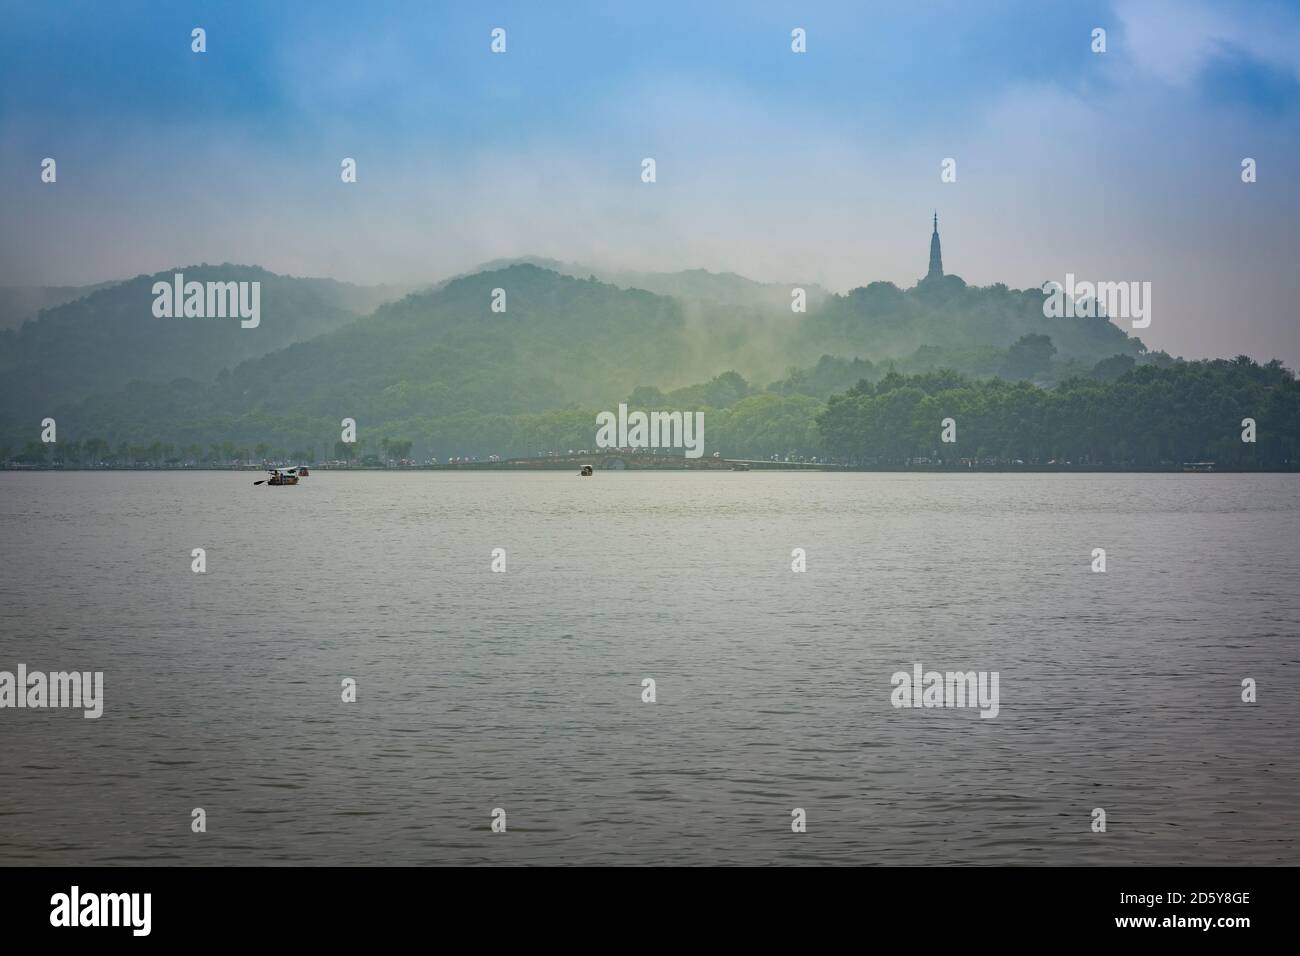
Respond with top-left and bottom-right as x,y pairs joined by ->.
0,265 -> 385,423
662,370 -> 751,409
800,279 -> 1143,369
817,357 -> 1299,468
711,393 -> 824,458
2,262 -> 1291,468
1003,333 -> 1057,380
1091,354 -> 1137,382
768,355 -> 876,399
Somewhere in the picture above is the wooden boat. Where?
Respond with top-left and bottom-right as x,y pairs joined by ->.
265,467 -> 300,486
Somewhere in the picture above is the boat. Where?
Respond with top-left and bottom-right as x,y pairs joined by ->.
264,467 -> 300,486
579,465 -> 594,477
1182,461 -> 1215,473
731,462 -> 751,471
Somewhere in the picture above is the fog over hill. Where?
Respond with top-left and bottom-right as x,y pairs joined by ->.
0,282 -> 122,331
0,266 -> 405,422
0,251 -> 1209,461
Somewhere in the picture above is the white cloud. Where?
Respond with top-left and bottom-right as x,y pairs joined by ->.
1116,0 -> 1300,86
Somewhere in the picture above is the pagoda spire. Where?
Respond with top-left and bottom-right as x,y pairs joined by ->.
926,212 -> 943,280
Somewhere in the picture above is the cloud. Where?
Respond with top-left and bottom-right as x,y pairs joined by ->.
2,2 -> 1297,364
1115,0 -> 1300,90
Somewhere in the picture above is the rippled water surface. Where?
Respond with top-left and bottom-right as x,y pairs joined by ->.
1,471 -> 1297,865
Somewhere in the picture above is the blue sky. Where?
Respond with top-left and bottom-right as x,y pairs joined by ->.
2,0 -> 1298,362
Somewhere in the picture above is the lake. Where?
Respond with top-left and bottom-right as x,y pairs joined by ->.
1,471 -> 1297,865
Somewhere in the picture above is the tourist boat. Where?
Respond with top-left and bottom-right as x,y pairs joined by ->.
265,467 -> 300,486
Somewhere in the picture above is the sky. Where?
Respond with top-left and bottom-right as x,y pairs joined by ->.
1,0 -> 1298,363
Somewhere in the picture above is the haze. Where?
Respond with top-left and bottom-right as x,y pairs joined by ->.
1,0 -> 1297,363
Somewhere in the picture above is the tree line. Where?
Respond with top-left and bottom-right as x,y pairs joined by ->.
816,357 -> 1299,469
6,356 -> 1296,470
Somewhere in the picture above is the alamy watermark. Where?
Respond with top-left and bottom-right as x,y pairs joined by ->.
1,664 -> 103,718
50,886 -> 150,936
595,403 -> 704,458
152,272 -> 260,328
890,663 -> 999,718
1042,274 -> 1150,329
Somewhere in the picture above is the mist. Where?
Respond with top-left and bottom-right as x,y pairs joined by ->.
1,0 -> 1298,363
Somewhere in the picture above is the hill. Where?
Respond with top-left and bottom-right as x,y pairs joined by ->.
0,281 -> 120,330
0,265 -> 402,422
799,278 -> 1145,372
8,265 -> 694,456
0,261 -> 1183,462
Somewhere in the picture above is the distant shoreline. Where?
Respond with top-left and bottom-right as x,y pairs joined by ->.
2,463 -> 1293,474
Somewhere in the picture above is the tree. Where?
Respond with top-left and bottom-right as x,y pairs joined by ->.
816,360 -> 1300,470
1003,334 -> 1057,380
1091,354 -> 1136,382
626,385 -> 666,407
702,371 -> 750,408
83,438 -> 109,464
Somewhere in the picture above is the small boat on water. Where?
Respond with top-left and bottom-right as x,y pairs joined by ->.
258,467 -> 302,486
579,465 -> 594,477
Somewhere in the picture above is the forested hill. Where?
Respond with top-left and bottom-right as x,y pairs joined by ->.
816,359 -> 1299,469
798,277 -> 1144,371
6,265 -> 696,453
0,281 -> 119,330
0,260 -> 1223,463
0,265 -> 399,421
211,264 -> 692,418
464,256 -> 831,310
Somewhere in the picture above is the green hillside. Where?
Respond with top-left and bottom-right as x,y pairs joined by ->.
0,281 -> 120,330
1,259 -> 1241,465
0,265 -> 399,422
800,277 -> 1145,370
5,265 -> 695,457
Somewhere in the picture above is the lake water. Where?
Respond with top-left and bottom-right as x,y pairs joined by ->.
1,471 -> 1297,865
